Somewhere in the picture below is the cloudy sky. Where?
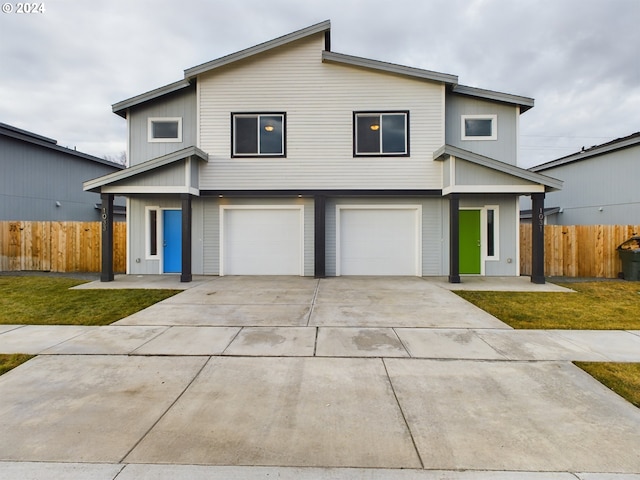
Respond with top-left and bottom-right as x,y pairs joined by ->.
1,0 -> 638,168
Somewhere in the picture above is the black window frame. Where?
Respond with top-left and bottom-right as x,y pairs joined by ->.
353,111 -> 410,157
231,112 -> 286,158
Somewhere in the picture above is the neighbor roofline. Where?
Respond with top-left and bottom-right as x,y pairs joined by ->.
184,20 -> 331,79
0,123 -> 123,169
434,144 -> 563,191
530,132 -> 640,172
321,51 -> 459,85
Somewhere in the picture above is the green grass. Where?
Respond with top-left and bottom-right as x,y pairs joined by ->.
575,362 -> 640,408
455,281 -> 640,330
0,354 -> 34,376
0,276 -> 180,326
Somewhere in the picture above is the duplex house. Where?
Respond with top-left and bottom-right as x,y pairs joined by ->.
1,122 -> 125,221
85,21 -> 561,283
527,132 -> 640,225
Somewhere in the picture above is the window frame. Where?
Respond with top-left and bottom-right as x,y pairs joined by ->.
461,114 -> 497,141
353,111 -> 410,157
484,205 -> 500,261
231,112 -> 286,158
145,206 -> 161,259
148,117 -> 183,143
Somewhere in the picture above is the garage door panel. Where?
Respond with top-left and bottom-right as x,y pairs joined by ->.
222,208 -> 302,275
339,208 -> 420,276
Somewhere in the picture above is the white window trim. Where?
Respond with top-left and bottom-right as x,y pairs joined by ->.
461,114 -> 497,141
232,113 -> 285,157
483,205 -> 500,262
145,206 -> 161,260
148,117 -> 183,143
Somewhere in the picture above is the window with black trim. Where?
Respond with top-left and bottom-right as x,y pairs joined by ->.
232,113 -> 285,157
354,112 -> 409,156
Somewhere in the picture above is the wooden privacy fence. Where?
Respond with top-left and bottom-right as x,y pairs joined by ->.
520,224 -> 640,278
0,221 -> 126,273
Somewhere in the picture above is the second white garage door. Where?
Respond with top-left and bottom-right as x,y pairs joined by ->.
221,206 -> 303,275
337,206 -> 422,276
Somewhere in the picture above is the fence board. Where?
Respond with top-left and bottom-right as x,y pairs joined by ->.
0,221 -> 126,273
520,224 -> 640,278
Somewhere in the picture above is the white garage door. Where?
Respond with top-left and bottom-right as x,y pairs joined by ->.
337,206 -> 421,276
221,207 -> 303,275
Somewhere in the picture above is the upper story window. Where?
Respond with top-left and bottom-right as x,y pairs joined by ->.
148,117 -> 182,143
354,112 -> 409,156
232,113 -> 285,157
461,115 -> 497,141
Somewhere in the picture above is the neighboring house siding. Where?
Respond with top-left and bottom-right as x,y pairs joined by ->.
537,145 -> 640,225
198,33 -> 445,190
128,85 -> 197,166
0,134 -> 123,221
445,92 -> 518,165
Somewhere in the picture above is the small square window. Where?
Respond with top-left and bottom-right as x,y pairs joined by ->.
354,112 -> 409,156
461,115 -> 497,141
148,117 -> 182,143
232,113 -> 285,157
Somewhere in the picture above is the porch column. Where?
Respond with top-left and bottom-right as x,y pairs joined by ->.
449,193 -> 461,283
181,193 -> 192,283
531,192 -> 545,284
100,193 -> 114,282
314,195 -> 326,278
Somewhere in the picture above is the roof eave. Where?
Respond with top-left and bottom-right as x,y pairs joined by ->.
322,51 -> 458,85
452,84 -> 535,113
184,20 -> 331,79
112,79 -> 193,117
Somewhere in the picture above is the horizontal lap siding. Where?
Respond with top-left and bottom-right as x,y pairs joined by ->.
199,34 -> 444,190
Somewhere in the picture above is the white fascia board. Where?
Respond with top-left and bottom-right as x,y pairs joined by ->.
453,84 -> 534,112
112,79 -> 193,117
185,20 -> 331,79
443,185 -> 546,195
101,186 -> 200,195
322,51 -> 458,85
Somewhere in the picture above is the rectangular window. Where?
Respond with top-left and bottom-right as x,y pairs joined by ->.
148,117 -> 182,143
232,113 -> 285,157
461,115 -> 497,141
354,112 -> 409,156
146,207 -> 159,258
485,206 -> 499,260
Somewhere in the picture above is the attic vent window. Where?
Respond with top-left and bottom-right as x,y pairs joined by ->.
148,117 -> 182,143
461,115 -> 497,141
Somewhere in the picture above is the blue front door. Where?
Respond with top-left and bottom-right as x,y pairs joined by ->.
163,210 -> 182,273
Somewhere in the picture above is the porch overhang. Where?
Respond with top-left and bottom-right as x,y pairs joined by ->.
434,144 -> 563,195
83,146 -> 209,195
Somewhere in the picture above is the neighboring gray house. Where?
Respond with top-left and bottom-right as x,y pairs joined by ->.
85,21 -> 561,283
528,132 -> 640,225
0,123 -> 125,221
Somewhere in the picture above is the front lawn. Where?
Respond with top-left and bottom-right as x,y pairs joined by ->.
576,362 -> 640,408
0,276 -> 179,326
455,281 -> 640,330
0,354 -> 34,376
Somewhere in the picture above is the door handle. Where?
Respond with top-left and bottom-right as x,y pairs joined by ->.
163,242 -> 167,247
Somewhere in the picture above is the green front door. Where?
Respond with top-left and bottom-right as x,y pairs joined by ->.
459,210 -> 481,274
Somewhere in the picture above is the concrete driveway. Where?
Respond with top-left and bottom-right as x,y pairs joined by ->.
1,276 -> 640,479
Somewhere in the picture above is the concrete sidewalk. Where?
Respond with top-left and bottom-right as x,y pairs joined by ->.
1,276 -> 640,478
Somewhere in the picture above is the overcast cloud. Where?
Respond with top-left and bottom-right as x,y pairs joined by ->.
1,0 -> 638,167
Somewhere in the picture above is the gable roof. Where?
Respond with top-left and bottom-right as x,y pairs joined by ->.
434,144 -> 563,191
112,20 -> 534,117
530,132 -> 640,172
0,122 -> 123,169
